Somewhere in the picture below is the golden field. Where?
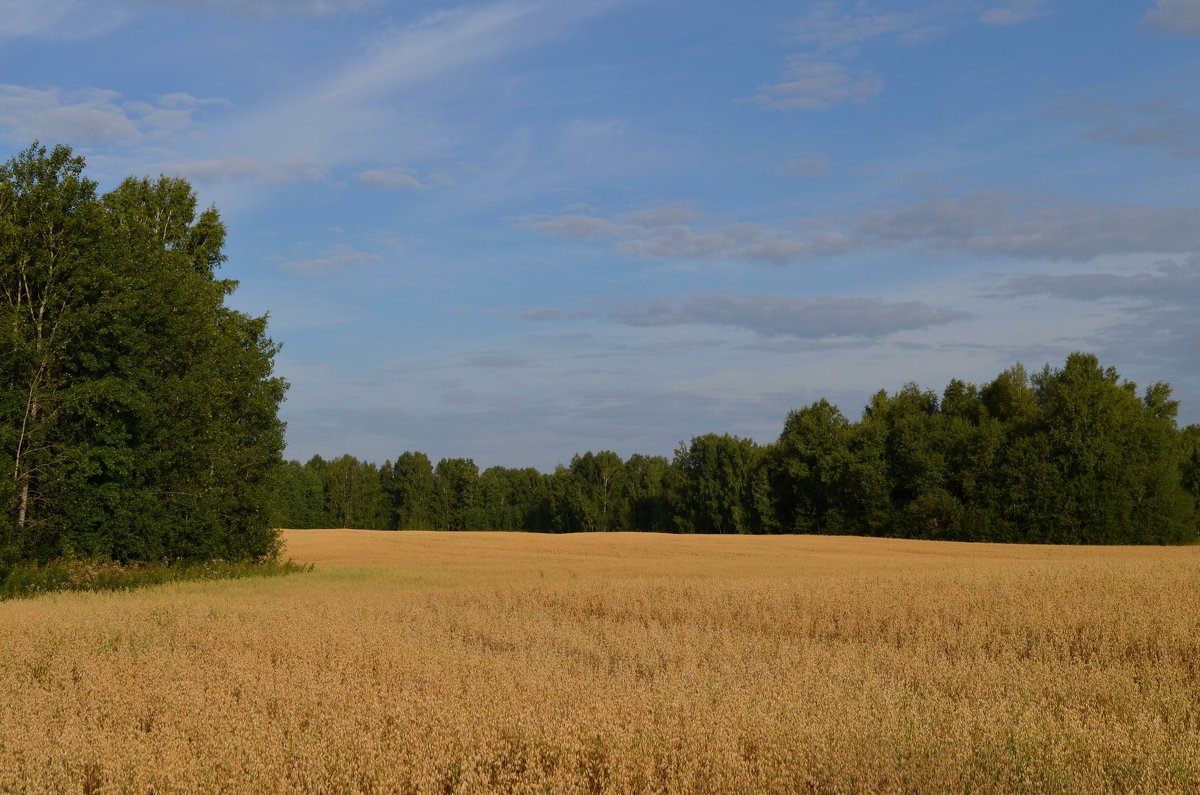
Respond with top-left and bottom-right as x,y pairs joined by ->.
2,531 -> 1200,793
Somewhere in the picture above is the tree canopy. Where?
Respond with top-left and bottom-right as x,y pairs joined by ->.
275,354 -> 1199,545
1,143 -> 286,569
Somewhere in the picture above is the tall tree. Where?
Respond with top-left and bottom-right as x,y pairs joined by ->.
384,451 -> 436,529
272,460 -> 329,529
0,144 -> 100,555
561,451 -> 627,532
673,434 -> 761,534
433,458 -> 480,530
326,455 -> 387,529
1,143 -> 286,562
624,454 -> 673,532
771,399 -> 851,534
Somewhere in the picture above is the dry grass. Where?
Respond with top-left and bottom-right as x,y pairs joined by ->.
3,530 -> 1199,793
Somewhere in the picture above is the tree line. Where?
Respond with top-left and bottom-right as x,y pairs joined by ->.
277,353 -> 1200,544
2,143 -> 285,572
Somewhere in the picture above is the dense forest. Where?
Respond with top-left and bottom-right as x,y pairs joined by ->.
1,144 -> 285,572
277,353 -> 1200,544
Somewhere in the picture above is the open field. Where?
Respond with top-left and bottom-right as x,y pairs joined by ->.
3,531 -> 1200,792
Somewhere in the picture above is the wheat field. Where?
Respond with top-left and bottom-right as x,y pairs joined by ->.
2,530 -> 1199,793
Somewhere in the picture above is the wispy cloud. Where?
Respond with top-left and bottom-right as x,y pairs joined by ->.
357,167 -> 423,189
203,0 -> 633,181
524,203 -> 850,265
0,0 -> 131,41
527,214 -> 625,240
0,0 -> 372,40
783,153 -> 833,177
0,0 -> 635,203
1060,97 -> 1200,159
152,156 -> 263,183
1142,0 -> 1200,37
519,307 -> 595,322
607,294 -> 969,339
759,1 -> 1045,111
790,3 -> 946,53
526,192 -> 1200,265
137,0 -> 378,17
279,244 -> 381,275
989,256 -> 1200,390
754,57 -> 882,111
979,0 -> 1047,27
464,353 -> 533,369
859,191 -> 1200,260
0,85 -> 222,148
991,256 -> 1200,302
519,292 -> 968,340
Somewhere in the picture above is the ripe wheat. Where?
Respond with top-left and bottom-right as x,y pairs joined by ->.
2,530 -> 1198,792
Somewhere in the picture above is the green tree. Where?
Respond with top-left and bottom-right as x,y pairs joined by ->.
474,466 -> 546,530
1,144 -> 101,556
560,451 -> 627,532
861,384 -> 962,538
624,453 -> 673,531
326,455 -> 387,529
433,458 -> 480,530
272,459 -> 329,529
981,363 -> 1038,426
384,451 -> 436,529
673,434 -> 761,534
1,143 -> 285,563
1181,425 -> 1200,539
771,399 -> 890,536
1030,354 -> 1148,542
771,399 -> 851,534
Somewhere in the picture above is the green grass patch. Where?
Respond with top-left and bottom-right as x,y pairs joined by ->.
0,557 -> 313,601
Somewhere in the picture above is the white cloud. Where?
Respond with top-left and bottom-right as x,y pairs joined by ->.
618,202 -> 700,226
759,2 -> 1045,112
464,353 -> 533,369
519,307 -> 601,322
0,0 -> 131,40
791,3 -> 945,53
279,244 -> 381,275
755,57 -> 883,111
0,85 -> 138,146
524,206 -> 851,264
210,0 -> 633,175
526,191 -> 1200,265
357,167 -> 423,189
618,221 -> 852,264
859,191 -> 1200,260
0,0 -> 373,40
1063,97 -> 1200,159
987,256 -> 1200,409
5,2 -> 632,198
607,294 -> 969,339
979,0 -> 1047,27
0,85 -> 221,148
783,154 -> 833,177
527,214 -> 624,240
151,155 -> 329,185
754,3 -> 936,112
271,158 -> 329,183
313,2 -> 629,106
134,0 -> 377,16
155,156 -> 262,182
991,256 -> 1200,302
1143,0 -> 1200,37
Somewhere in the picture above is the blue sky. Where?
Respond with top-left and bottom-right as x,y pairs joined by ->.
3,0 -> 1199,470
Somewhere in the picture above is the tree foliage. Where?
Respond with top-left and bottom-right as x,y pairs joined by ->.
1,143 -> 285,566
274,353 -> 1198,544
